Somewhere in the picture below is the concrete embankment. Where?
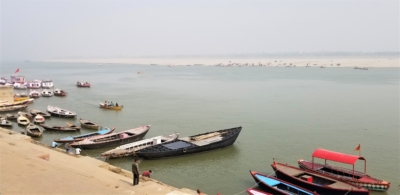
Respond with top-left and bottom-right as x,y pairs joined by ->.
0,128 -> 198,195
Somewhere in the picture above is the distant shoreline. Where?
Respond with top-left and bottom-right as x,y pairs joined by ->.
43,57 -> 399,68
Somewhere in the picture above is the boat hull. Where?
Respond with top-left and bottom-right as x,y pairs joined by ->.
47,112 -> 76,118
99,103 -> 123,110
135,127 -> 241,159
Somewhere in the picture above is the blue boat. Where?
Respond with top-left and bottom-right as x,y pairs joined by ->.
54,127 -> 115,143
249,170 -> 318,195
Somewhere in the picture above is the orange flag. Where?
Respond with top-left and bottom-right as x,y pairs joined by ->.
15,68 -> 20,73
354,144 -> 361,151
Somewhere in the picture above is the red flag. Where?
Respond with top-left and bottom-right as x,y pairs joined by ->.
354,144 -> 361,151
15,68 -> 20,73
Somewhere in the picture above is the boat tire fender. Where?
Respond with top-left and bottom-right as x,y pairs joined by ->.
183,148 -> 186,153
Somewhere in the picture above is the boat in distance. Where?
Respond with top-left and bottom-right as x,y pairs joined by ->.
298,148 -> 390,191
271,161 -> 370,195
79,119 -> 99,130
246,188 -> 273,195
47,105 -> 76,118
40,124 -> 80,132
54,127 -> 115,143
101,133 -> 180,159
99,103 -> 123,110
77,81 -> 90,87
53,89 -> 67,96
70,125 -> 150,149
135,126 -> 242,159
249,170 -> 318,195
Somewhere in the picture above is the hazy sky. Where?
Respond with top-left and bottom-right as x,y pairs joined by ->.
1,0 -> 399,60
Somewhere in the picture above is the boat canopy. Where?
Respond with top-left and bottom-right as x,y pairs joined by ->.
312,148 -> 365,165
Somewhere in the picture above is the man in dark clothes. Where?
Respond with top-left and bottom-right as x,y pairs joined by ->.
132,159 -> 140,185
142,170 -> 152,178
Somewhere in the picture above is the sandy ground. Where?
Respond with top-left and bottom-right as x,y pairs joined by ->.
0,128 -> 198,195
46,57 -> 399,67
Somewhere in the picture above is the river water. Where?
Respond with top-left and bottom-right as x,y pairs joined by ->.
1,61 -> 399,195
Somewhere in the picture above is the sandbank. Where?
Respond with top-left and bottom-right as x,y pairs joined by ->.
0,128 -> 198,195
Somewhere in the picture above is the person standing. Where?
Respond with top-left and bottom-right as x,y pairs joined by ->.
132,159 -> 140,186
75,148 -> 81,155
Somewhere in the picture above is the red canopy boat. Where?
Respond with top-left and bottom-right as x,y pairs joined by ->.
298,148 -> 390,191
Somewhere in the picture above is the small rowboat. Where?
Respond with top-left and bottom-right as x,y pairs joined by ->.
41,89 -> 54,97
249,170 -> 318,195
47,105 -> 76,118
30,108 -> 51,118
41,124 -> 80,132
29,91 -> 40,98
99,103 -> 123,110
33,114 -> 45,124
0,118 -> 13,127
54,89 -> 67,96
66,122 -> 81,130
18,111 -> 34,120
54,127 -> 116,143
77,81 -> 90,87
79,119 -> 99,130
17,115 -> 30,126
101,133 -> 179,159
71,125 -> 150,149
5,114 -> 18,121
23,123 -> 44,137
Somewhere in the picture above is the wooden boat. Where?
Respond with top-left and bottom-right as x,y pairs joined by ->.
246,188 -> 273,195
17,115 -> 30,126
54,127 -> 116,143
79,119 -> 99,130
135,126 -> 242,159
29,91 -> 40,98
5,113 -> 18,121
66,122 -> 81,130
18,111 -> 33,120
33,114 -> 45,124
99,103 -> 123,110
77,81 -> 90,87
40,124 -> 80,132
271,161 -> 370,195
70,125 -> 150,149
47,105 -> 76,118
249,171 -> 317,195
53,89 -> 67,96
0,104 -> 29,112
101,133 -> 180,159
41,89 -> 54,97
14,93 -> 29,101
0,118 -> 13,127
298,148 -> 390,191
23,123 -> 44,137
0,99 -> 31,107
30,108 -> 51,118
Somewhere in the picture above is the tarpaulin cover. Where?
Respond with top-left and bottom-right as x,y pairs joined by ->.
312,148 -> 366,165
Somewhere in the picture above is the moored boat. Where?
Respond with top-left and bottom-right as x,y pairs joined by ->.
18,111 -> 33,120
30,108 -> 51,118
77,81 -> 90,87
70,125 -> 150,149
23,123 -> 44,137
33,114 -> 45,124
0,118 -> 13,127
79,119 -> 99,130
41,80 -> 54,88
41,89 -> 54,97
66,122 -> 81,130
135,126 -> 242,159
101,133 -> 180,159
47,105 -> 76,118
53,89 -> 67,96
27,80 -> 42,89
99,103 -> 123,110
5,113 -> 18,121
40,124 -> 80,132
13,83 -> 27,90
249,170 -> 318,195
271,161 -> 370,195
14,93 -> 29,101
0,104 -> 29,112
54,127 -> 115,143
17,115 -> 30,126
298,148 -> 390,191
29,91 -> 40,98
